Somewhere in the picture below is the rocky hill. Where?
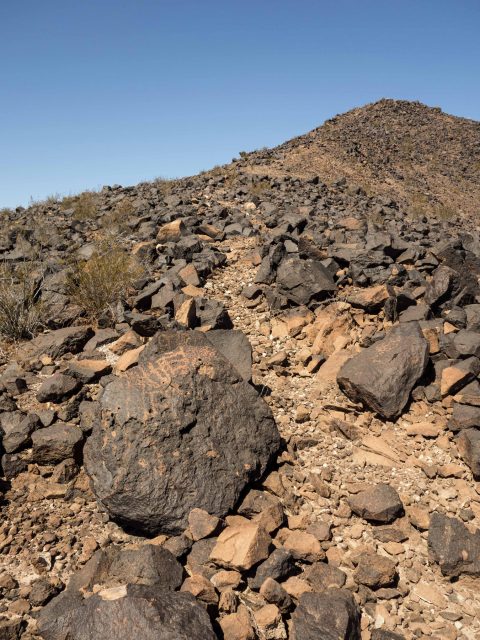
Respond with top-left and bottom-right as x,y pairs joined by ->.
246,99 -> 480,220
0,100 -> 480,640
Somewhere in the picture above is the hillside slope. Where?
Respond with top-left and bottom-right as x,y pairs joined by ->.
243,99 -> 480,219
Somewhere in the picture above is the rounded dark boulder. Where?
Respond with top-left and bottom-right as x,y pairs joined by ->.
84,330 -> 280,536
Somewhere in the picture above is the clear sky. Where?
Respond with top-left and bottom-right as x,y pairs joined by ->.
1,1 -> 479,208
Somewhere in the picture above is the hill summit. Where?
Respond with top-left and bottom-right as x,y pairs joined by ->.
244,99 -> 480,219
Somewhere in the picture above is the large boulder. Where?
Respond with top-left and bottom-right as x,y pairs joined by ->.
38,585 -> 216,640
337,322 -> 429,419
84,330 -> 280,535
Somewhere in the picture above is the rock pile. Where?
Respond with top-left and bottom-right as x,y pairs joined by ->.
1,100 -> 480,638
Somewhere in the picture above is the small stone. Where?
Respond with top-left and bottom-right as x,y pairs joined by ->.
354,552 -> 397,588
188,509 -> 222,541
349,484 -> 403,523
210,522 -> 271,571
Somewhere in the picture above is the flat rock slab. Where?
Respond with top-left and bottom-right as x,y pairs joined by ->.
84,330 -> 280,536
337,322 -> 428,419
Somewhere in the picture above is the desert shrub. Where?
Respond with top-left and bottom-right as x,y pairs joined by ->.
100,199 -> 134,235
66,242 -> 143,324
0,263 -> 45,340
63,191 -> 99,220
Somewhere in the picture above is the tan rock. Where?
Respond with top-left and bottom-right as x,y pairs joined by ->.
108,330 -> 143,355
210,570 -> 242,591
180,573 -> 218,605
407,505 -> 430,531
413,582 -> 446,608
282,529 -> 324,562
188,508 -> 222,541
281,576 -> 313,599
178,263 -> 201,287
156,219 -> 186,243
405,421 -> 443,437
219,605 -> 255,640
253,604 -> 283,636
182,284 -> 204,297
175,298 -> 197,328
209,522 -> 271,571
113,345 -> 145,374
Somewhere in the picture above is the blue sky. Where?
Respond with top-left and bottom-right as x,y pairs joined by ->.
1,1 -> 479,208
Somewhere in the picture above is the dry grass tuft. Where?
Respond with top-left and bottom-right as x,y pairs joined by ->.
66,241 -> 143,325
0,263 -> 45,340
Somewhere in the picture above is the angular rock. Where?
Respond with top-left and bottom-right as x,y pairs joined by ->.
457,429 -> 480,478
209,521 -> 271,571
20,326 -> 94,360
250,548 -> 296,590
291,589 -> 361,640
337,322 -> 428,419
428,512 -> 480,577
448,403 -> 480,432
0,411 -> 39,453
37,373 -> 81,404
188,508 -> 222,541
31,423 -> 83,465
303,562 -> 347,591
276,257 -> 336,306
84,330 -> 280,535
349,484 -> 403,523
440,356 -> 480,397
353,552 -> 397,588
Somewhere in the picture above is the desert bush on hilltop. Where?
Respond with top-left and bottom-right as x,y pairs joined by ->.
66,241 -> 143,325
0,262 -> 45,340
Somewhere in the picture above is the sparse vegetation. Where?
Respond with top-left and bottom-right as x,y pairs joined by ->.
62,191 -> 99,220
66,241 -> 143,324
0,262 -> 45,340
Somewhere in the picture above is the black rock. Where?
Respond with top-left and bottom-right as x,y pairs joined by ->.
31,423 -> 84,465
84,330 -> 280,535
0,411 -> 39,453
428,512 -> 480,577
37,373 -> 82,404
291,589 -> 361,640
38,585 -> 216,640
457,429 -> 480,478
275,257 -> 336,306
250,548 -> 296,590
337,322 -> 429,419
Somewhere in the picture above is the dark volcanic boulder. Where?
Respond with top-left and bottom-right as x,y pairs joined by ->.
428,512 -> 480,577
275,257 -> 336,306
84,330 -> 280,535
337,322 -> 429,419
38,585 -> 216,640
291,589 -> 361,640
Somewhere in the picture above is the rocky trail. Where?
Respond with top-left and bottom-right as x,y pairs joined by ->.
1,100 -> 480,640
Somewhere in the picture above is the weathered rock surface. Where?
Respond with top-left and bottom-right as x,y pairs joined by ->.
84,330 -> 280,535
38,585 -> 216,640
428,512 -> 480,577
337,322 -> 429,419
348,484 -> 403,523
291,589 -> 361,640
